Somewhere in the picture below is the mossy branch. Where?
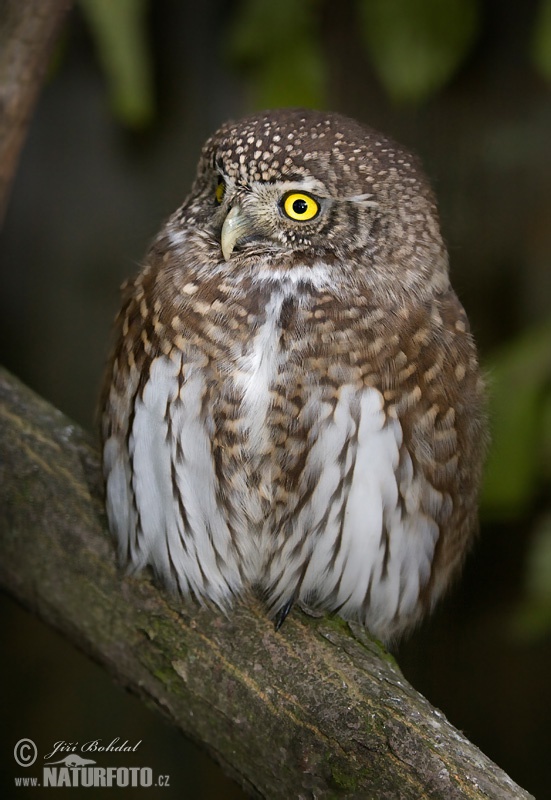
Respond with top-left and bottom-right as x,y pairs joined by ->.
0,366 -> 533,799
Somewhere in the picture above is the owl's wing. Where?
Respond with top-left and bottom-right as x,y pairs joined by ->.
260,384 -> 437,639
101,287 -> 243,607
261,289 -> 486,641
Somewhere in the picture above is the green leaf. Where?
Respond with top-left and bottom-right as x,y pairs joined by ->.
227,0 -> 325,109
79,0 -> 154,127
357,0 -> 479,104
532,0 -> 551,80
481,320 -> 551,519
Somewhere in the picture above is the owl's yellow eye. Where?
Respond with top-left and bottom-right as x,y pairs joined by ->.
215,178 -> 226,205
282,192 -> 320,221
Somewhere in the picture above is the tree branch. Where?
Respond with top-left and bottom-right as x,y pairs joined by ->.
0,366 -> 533,799
0,0 -> 73,223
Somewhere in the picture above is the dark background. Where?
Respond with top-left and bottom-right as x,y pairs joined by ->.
1,1 -> 550,797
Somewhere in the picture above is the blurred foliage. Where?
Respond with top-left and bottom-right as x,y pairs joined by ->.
357,0 -> 478,104
77,0 -> 551,120
532,0 -> 551,79
227,0 -> 325,109
78,0 -> 154,127
481,320 -> 551,520
511,514 -> 551,642
482,321 -> 551,643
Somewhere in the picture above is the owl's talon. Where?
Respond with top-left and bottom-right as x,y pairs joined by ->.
274,599 -> 295,631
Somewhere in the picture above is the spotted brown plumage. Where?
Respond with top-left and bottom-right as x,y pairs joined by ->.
101,109 -> 487,641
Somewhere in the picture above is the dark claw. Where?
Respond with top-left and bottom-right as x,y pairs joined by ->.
274,598 -> 295,631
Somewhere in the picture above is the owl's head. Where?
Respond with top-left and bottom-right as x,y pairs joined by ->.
170,109 -> 449,296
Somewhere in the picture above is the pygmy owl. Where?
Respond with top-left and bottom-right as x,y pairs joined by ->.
101,109 -> 487,641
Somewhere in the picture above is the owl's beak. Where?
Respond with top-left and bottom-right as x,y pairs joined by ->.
220,204 -> 253,261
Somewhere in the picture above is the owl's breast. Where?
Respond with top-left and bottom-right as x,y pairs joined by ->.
209,286 -> 317,532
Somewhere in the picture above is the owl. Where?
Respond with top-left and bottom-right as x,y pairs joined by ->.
101,109 -> 487,642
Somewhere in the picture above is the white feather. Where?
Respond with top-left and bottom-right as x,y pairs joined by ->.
233,290 -> 285,465
265,385 -> 441,634
128,355 -> 243,604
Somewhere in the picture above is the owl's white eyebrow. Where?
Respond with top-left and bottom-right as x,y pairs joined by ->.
342,193 -> 379,207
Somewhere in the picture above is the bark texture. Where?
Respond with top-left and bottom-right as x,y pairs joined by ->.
0,366 -> 533,799
0,0 -> 72,222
